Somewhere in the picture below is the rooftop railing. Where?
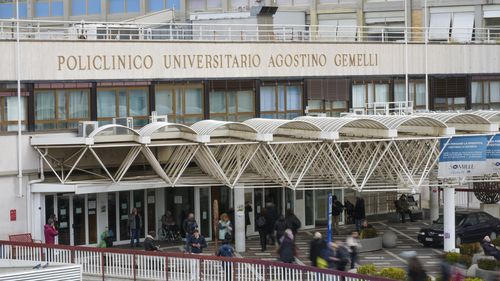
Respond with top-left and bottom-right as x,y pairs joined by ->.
1,19 -> 500,43
0,240 -> 394,281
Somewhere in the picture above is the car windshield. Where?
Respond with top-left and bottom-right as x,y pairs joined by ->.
434,214 -> 466,225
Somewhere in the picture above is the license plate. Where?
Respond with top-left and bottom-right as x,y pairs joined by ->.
425,238 -> 433,242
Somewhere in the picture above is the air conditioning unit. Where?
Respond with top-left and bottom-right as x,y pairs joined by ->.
113,117 -> 134,128
149,111 -> 168,123
77,121 -> 99,137
113,117 -> 134,134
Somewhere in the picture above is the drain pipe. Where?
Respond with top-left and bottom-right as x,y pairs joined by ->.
26,149 -> 46,236
15,1 -> 23,198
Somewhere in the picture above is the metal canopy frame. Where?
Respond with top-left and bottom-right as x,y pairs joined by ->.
30,112 -> 500,192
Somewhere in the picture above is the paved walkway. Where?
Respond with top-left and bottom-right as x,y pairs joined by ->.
121,220 -> 444,277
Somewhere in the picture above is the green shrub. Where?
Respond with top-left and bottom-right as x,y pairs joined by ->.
377,267 -> 407,281
464,278 -> 483,281
459,243 -> 481,256
360,228 -> 378,239
477,259 -> 499,271
492,237 -> 500,247
357,264 -> 377,275
445,252 -> 462,264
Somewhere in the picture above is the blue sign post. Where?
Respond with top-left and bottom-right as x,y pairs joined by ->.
327,192 -> 332,243
438,136 -> 488,178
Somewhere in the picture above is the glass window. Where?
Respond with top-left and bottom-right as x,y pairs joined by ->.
188,0 -> 204,10
35,89 -> 90,130
375,84 -> 389,103
97,88 -> 149,126
210,90 -> 254,121
471,80 -> 500,110
207,0 -> 221,9
307,100 -> 348,117
35,0 -> 63,17
394,81 -> 427,109
260,83 -> 302,119
126,0 -> 140,13
149,0 -> 180,11
110,0 -> 124,13
155,85 -> 203,124
72,0 -> 101,15
0,96 -> 27,132
352,84 -> 365,108
491,81 -> 500,103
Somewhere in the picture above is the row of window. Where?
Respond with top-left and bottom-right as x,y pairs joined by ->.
0,0 -> 181,18
2,79 -> 500,133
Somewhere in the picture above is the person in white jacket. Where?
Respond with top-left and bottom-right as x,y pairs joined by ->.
346,231 -> 362,269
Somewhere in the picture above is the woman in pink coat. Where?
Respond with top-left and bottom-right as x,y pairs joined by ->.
44,218 -> 59,244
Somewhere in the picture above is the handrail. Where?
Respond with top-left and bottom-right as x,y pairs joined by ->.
0,240 -> 394,281
0,18 -> 499,44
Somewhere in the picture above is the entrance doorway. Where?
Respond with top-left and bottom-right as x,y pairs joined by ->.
315,189 -> 344,226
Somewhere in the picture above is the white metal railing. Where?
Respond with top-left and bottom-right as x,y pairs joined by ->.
365,101 -> 414,115
0,240 -> 395,281
1,19 -> 500,44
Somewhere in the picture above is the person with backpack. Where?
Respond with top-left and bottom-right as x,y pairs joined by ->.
334,241 -> 350,271
332,196 -> 344,235
182,213 -> 198,253
274,215 -> 287,245
255,209 -> 267,251
285,209 -> 301,237
217,233 -> 234,281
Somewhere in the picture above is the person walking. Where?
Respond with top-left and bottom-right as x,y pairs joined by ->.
127,208 -> 142,248
244,201 -> 253,239
182,213 -> 198,252
255,209 -> 267,251
218,213 -> 233,241
309,232 -> 327,267
275,215 -> 287,245
323,242 -> 338,269
346,231 -> 361,269
44,218 -> 59,262
353,196 -> 365,232
285,209 -> 301,237
332,196 -> 344,235
407,256 -> 428,281
265,203 -> 278,245
334,241 -> 350,271
278,229 -> 296,263
398,195 -> 414,223
217,233 -> 234,281
144,231 -> 161,251
187,229 -> 207,254
44,218 -> 58,245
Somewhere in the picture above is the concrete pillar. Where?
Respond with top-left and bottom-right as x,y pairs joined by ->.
97,193 -> 108,238
31,193 -> 44,241
443,187 -> 456,252
429,186 -> 439,223
234,185 -> 245,252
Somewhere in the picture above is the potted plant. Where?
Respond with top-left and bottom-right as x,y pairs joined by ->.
476,259 -> 500,281
359,227 -> 382,252
357,264 -> 406,281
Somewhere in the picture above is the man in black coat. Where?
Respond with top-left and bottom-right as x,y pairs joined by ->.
265,202 -> 278,245
309,232 -> 327,267
354,196 -> 366,232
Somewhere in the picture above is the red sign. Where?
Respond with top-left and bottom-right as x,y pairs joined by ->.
10,209 -> 16,221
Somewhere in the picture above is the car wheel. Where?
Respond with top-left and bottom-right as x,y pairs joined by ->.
491,232 -> 497,240
455,236 -> 462,246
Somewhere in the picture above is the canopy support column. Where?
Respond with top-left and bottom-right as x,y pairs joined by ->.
234,184 -> 246,252
443,186 -> 456,252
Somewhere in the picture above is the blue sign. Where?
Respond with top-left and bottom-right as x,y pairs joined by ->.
438,136 -> 488,178
486,134 -> 500,174
327,192 -> 332,243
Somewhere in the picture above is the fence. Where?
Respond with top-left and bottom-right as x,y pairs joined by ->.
0,240 -> 392,281
0,19 -> 500,44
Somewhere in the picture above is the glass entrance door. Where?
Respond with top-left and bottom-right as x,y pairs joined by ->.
165,187 -> 194,238
119,191 -> 131,241
57,196 -> 70,245
305,190 -> 315,227
73,195 -> 86,245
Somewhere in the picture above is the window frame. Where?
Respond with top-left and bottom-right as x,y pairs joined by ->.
96,87 -> 149,126
394,79 -> 428,110
307,100 -> 348,117
471,79 -> 500,110
34,0 -> 64,17
351,80 -> 391,110
154,84 -> 204,124
34,89 -> 91,131
0,95 -> 28,133
71,0 -> 101,16
260,82 -> 303,119
109,0 -> 140,14
209,90 -> 255,121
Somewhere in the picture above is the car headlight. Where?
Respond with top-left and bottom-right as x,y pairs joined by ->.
438,233 -> 444,237
419,232 -> 425,235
